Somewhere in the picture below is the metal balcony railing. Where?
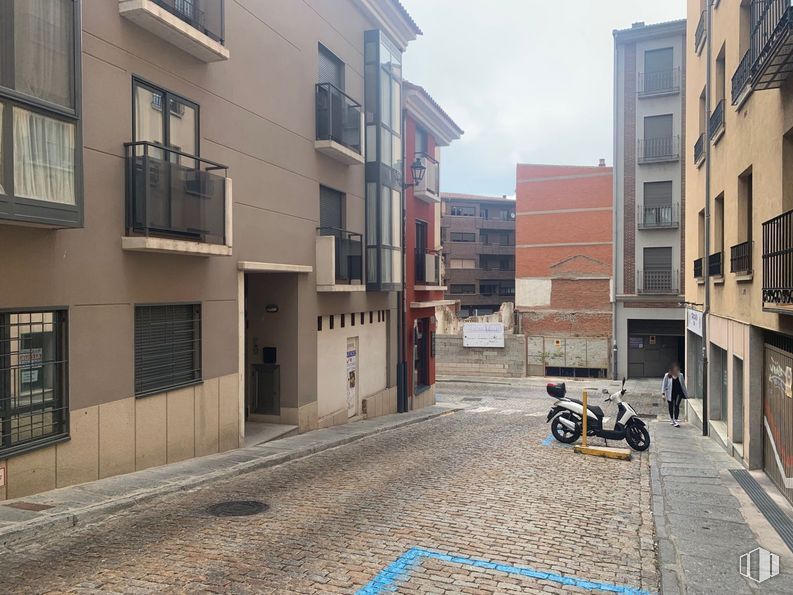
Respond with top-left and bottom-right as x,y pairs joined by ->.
731,241 -> 753,274
152,0 -> 224,43
317,227 -> 363,285
710,251 -> 724,276
125,141 -> 228,245
638,68 -> 681,96
694,257 -> 704,279
315,83 -> 362,155
762,208 -> 793,307
694,133 -> 705,165
709,99 -> 726,139
638,136 -> 680,163
751,0 -> 793,90
695,10 -> 707,52
638,204 -> 679,229
731,48 -> 754,104
637,270 -> 678,294
415,249 -> 441,285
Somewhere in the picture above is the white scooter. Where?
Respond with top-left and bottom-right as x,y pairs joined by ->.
545,378 -> 650,451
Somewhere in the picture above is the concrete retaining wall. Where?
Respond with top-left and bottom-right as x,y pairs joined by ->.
436,334 -> 526,378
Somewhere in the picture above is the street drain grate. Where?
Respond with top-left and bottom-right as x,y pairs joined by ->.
730,469 -> 793,553
207,501 -> 269,517
462,397 -> 482,402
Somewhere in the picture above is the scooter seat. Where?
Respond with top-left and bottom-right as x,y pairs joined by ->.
566,398 -> 605,418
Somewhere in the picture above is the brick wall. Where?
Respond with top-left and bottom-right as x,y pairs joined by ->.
550,278 -> 611,311
435,334 -> 526,378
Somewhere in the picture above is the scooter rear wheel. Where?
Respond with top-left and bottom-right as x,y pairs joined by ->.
625,423 -> 651,451
551,412 -> 581,444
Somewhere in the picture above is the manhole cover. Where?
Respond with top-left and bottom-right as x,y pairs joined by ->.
207,501 -> 268,517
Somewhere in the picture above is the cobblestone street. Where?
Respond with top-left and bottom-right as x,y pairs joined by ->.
1,381 -> 657,594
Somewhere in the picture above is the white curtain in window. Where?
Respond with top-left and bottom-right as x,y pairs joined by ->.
13,107 -> 75,205
14,0 -> 74,109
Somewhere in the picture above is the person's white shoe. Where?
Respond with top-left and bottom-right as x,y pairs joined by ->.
669,419 -> 675,425
673,420 -> 680,427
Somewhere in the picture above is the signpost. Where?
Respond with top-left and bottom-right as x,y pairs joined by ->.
463,323 -> 504,348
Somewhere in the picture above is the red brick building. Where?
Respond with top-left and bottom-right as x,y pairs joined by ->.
402,83 -> 462,407
515,163 -> 614,377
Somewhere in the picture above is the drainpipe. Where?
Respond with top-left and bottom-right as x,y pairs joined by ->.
702,0 -> 713,437
612,34 -> 619,381
396,107 -> 409,413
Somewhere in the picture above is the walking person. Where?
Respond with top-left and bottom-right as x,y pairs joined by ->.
661,362 -> 688,427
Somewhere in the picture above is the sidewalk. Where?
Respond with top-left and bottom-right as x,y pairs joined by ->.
650,419 -> 793,594
0,404 -> 460,550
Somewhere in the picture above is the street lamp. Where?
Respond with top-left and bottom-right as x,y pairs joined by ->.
404,156 -> 426,188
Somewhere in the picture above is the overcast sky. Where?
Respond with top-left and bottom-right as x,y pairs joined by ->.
400,0 -> 686,197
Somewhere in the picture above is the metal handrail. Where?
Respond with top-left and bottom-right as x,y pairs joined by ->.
151,0 -> 224,44
637,270 -> 679,294
637,203 -> 679,229
751,0 -> 793,85
709,99 -> 726,138
695,10 -> 707,52
694,257 -> 704,279
694,133 -> 705,165
638,68 -> 681,96
762,208 -> 793,301
731,49 -> 754,104
638,136 -> 680,163
730,240 -> 753,274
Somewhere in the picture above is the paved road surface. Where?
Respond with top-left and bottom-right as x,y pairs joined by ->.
0,381 -> 657,594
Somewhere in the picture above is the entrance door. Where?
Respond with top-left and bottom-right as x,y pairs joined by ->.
413,319 -> 429,392
764,342 -> 793,505
415,221 -> 427,283
346,337 -> 359,417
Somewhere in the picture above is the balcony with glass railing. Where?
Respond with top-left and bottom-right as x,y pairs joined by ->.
314,83 -> 364,165
119,0 -> 228,62
415,249 -> 443,288
413,153 -> 440,204
316,227 -> 364,291
123,141 -> 231,255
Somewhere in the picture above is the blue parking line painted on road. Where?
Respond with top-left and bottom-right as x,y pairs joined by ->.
356,547 -> 652,595
542,434 -> 554,446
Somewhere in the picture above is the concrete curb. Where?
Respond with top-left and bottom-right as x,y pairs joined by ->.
0,405 -> 461,550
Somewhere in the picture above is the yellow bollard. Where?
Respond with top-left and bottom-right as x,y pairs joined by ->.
574,388 -> 631,460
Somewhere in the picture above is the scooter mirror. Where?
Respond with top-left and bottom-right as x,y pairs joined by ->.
602,389 -> 610,395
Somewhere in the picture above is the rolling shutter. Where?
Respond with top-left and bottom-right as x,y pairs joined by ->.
644,247 -> 673,271
135,304 -> 201,396
319,47 -> 343,88
644,181 -> 673,208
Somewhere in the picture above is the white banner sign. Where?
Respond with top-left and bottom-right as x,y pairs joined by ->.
687,309 -> 703,337
463,323 -> 505,348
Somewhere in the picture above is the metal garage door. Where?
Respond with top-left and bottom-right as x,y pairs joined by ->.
764,338 -> 793,506
627,319 -> 684,378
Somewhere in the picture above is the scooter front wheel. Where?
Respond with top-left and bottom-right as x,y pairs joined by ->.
625,423 -> 651,451
551,412 -> 581,444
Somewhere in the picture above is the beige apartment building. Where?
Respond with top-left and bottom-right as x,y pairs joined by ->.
0,0 -> 420,499
685,0 -> 793,506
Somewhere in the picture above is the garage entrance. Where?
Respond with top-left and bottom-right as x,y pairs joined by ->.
627,319 -> 684,378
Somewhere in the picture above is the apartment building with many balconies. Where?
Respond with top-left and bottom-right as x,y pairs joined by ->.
0,0 -> 421,500
685,0 -> 793,507
440,193 -> 516,317
613,20 -> 688,380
